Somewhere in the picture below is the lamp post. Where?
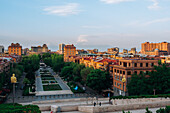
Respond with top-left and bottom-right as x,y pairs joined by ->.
122,76 -> 126,96
11,74 -> 17,105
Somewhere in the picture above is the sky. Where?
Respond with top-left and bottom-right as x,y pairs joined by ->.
0,0 -> 170,51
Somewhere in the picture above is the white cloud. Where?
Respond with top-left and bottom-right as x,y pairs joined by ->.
77,35 -> 88,43
43,3 -> 81,16
144,18 -> 170,25
126,18 -> 170,26
100,0 -> 135,4
148,0 -> 160,10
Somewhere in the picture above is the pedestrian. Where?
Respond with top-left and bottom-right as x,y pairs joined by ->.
94,102 -> 96,106
99,102 -> 101,106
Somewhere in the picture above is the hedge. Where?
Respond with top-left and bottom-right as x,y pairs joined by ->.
0,104 -> 41,113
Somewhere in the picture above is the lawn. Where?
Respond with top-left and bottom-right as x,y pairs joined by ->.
43,84 -> 62,91
42,81 -> 49,84
41,77 -> 55,80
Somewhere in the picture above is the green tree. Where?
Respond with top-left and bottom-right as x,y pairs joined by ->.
86,69 -> 108,92
60,66 -> 73,81
23,78 -> 30,86
80,67 -> 92,83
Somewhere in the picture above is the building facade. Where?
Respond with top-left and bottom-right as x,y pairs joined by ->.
8,43 -> 22,55
113,59 -> 158,96
64,44 -> 76,62
0,46 -> 4,53
107,47 -> 119,55
59,43 -> 65,54
31,44 -> 48,54
141,42 -> 170,55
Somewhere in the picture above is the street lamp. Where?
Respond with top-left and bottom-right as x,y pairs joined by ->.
122,76 -> 126,96
11,74 -> 17,105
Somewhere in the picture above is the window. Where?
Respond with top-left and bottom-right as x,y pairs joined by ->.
140,71 -> 143,74
134,71 -> 137,74
114,75 -> 116,79
120,84 -> 122,88
115,82 -> 116,86
123,71 -> 125,75
120,62 -> 122,65
140,63 -> 143,67
123,62 -> 127,67
120,76 -> 122,80
151,63 -> 154,67
129,63 -> 131,67
146,71 -> 149,75
134,63 -> 137,67
114,69 -> 116,72
127,71 -> 131,75
120,70 -> 122,74
146,63 -> 148,67
117,70 -> 119,73
117,75 -> 119,80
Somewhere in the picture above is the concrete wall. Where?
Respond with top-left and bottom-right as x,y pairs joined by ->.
78,98 -> 170,113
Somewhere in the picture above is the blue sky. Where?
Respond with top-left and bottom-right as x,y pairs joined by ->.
0,0 -> 170,51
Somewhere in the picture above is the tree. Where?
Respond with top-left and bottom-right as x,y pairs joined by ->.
86,69 -> 108,92
80,67 -> 92,83
60,66 -> 73,81
73,64 -> 85,77
127,64 -> 170,96
23,78 -> 30,86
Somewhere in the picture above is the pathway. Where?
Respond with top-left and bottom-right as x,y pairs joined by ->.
36,69 -> 43,91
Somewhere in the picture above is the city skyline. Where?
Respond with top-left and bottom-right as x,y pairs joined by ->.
1,0 -> 170,51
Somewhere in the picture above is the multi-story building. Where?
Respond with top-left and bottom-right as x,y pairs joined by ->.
123,49 -> 128,54
107,47 -> 119,55
141,42 -> 170,56
59,43 -> 65,54
64,44 -> 76,62
113,59 -> 158,96
31,44 -> 48,54
128,48 -> 136,54
0,46 -> 4,53
8,43 -> 22,56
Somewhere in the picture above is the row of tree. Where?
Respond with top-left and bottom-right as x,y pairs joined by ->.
21,55 -> 40,95
127,64 -> 170,96
42,53 -> 112,92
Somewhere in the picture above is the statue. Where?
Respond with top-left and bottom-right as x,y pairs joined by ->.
11,74 -> 17,83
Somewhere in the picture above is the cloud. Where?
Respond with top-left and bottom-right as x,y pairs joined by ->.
43,3 -> 81,16
100,0 -> 135,4
148,0 -> 160,10
77,35 -> 88,43
126,18 -> 170,26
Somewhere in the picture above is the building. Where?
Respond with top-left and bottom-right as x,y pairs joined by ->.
128,48 -> 136,54
8,43 -> 22,56
59,43 -> 65,54
76,49 -> 87,55
0,46 -> 4,53
113,59 -> 158,96
31,44 -> 48,54
107,47 -> 119,55
64,44 -> 76,62
123,49 -> 128,54
141,42 -> 170,56
23,48 -> 30,55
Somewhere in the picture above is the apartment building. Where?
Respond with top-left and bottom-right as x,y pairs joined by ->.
113,59 -> 158,96
64,44 -> 76,62
8,43 -> 22,56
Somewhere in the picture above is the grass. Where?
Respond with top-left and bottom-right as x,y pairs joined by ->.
42,80 -> 58,84
41,77 -> 55,80
42,81 -> 49,84
43,84 -> 62,91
